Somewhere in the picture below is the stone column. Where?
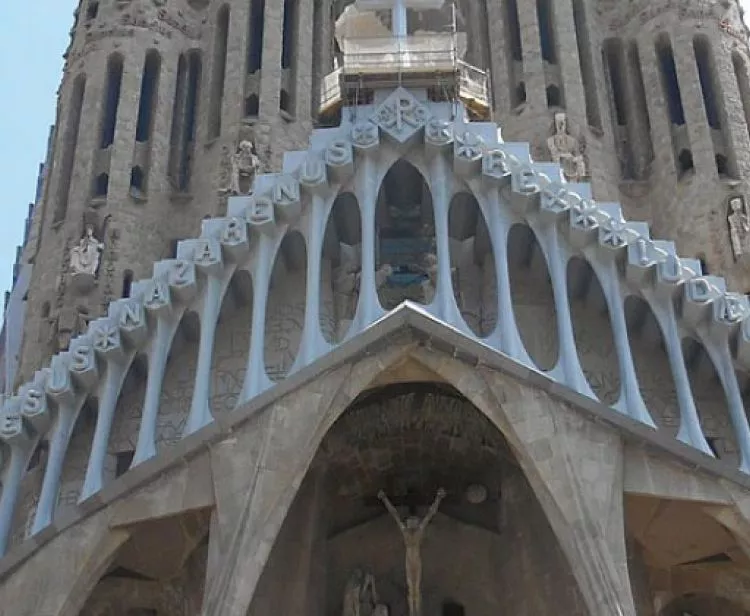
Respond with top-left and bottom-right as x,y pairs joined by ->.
148,47 -> 182,196
108,48 -> 146,201
672,32 -> 716,179
485,0 -> 511,115
222,0 -> 251,131
258,0 -> 284,119
714,40 -> 750,180
293,0 -> 315,121
552,0 -> 586,128
517,0 -> 546,114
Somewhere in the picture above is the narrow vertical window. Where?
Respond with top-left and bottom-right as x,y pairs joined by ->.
505,0 -> 524,108
604,39 -> 627,127
248,0 -> 265,74
280,0 -> 297,115
208,5 -> 230,140
628,41 -> 654,178
694,35 -> 735,177
135,51 -> 161,143
733,51 -> 750,142
168,51 -> 202,191
694,36 -> 721,129
536,0 -> 557,64
656,34 -> 685,126
572,0 -> 601,129
100,54 -> 124,148
54,74 -> 86,223
121,270 -> 133,298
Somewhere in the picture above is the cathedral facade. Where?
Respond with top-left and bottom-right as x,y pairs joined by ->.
4,0 -> 750,614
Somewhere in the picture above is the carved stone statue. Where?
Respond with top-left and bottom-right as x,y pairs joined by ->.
547,112 -> 587,182
70,224 -> 104,277
728,195 -> 750,261
378,488 -> 446,616
375,264 -> 394,290
420,253 -> 439,304
343,569 -> 386,616
227,140 -> 260,195
333,245 -> 362,340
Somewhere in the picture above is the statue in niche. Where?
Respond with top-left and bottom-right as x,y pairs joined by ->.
227,139 -> 261,196
333,244 -> 361,340
70,224 -> 104,278
375,263 -> 394,290
343,569 -> 388,616
728,194 -> 750,261
420,253 -> 439,304
378,488 -> 446,616
547,112 -> 587,182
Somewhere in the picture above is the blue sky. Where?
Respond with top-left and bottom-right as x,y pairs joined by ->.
0,0 -> 749,304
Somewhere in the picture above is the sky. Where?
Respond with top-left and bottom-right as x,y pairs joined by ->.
0,0 -> 750,306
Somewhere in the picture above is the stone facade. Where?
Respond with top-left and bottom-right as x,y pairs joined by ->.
5,0 -> 750,615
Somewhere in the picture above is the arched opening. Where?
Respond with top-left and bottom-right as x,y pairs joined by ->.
624,296 -> 678,433
678,149 -> 695,177
121,270 -> 133,298
110,354 -> 149,470
100,54 -> 124,149
448,191 -> 496,338
508,224 -> 558,371
716,154 -> 730,177
545,85 -> 561,108
208,5 -> 230,140
264,231 -> 307,381
567,257 -> 620,405
209,270 -> 253,416
129,166 -> 144,195
135,50 -> 161,143
322,192 -> 362,343
75,516 -> 209,615
732,51 -> 750,142
280,89 -> 292,114
375,160 -> 436,310
656,34 -> 685,126
168,50 -> 202,192
682,338 -> 739,465
248,383 -> 586,616
536,0 -> 557,65
54,74 -> 86,223
245,94 -> 260,118
572,0 -> 601,130
247,0 -> 266,74
157,312 -> 200,454
58,398 -> 103,516
86,1 -> 98,21
94,172 -> 109,197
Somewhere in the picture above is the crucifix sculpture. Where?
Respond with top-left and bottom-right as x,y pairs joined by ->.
378,488 -> 446,616
355,0 -> 445,37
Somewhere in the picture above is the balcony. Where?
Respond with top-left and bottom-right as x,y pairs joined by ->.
319,33 -> 490,120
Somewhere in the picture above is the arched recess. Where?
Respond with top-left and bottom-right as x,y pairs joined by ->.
660,593 -> 750,616
246,383 -> 586,616
624,296 -> 679,433
375,160 -> 436,310
264,231 -> 307,381
508,224 -> 558,371
682,338 -> 739,465
57,398 -> 103,515
110,353 -> 149,474
157,311 -> 200,453
448,191 -> 496,338
322,191 -> 362,344
209,269 -> 254,416
566,257 -> 620,405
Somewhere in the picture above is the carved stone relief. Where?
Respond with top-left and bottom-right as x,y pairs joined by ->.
547,113 -> 587,183
728,194 -> 750,262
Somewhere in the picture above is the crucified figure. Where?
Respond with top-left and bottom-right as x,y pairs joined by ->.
378,488 -> 446,616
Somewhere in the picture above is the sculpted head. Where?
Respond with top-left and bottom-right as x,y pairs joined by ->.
730,196 -> 745,213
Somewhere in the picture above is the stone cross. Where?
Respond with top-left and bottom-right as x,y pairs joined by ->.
356,0 -> 444,37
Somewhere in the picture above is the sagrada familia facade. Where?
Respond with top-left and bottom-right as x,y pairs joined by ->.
4,0 -> 750,614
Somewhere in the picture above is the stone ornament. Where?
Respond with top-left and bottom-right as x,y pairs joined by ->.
70,225 -> 104,278
373,88 -> 429,143
547,112 -> 587,182
342,568 -> 387,616
226,140 -> 261,196
728,195 -> 750,262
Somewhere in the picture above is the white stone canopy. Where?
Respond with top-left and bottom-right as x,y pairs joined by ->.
1,88 -> 750,559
